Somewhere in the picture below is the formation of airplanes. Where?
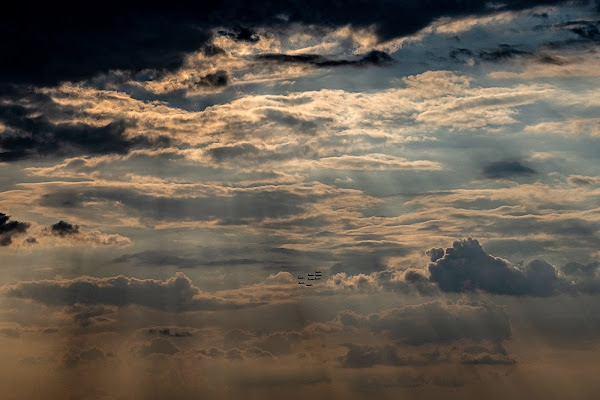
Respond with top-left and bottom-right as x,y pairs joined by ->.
298,270 -> 322,286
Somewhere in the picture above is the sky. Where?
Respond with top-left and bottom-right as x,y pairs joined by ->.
1,1 -> 600,399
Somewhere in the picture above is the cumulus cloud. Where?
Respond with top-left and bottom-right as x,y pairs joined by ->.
3,0 -> 572,85
326,269 -> 438,295
2,272 -> 262,311
428,238 -> 562,296
428,239 -> 600,296
50,221 -> 79,236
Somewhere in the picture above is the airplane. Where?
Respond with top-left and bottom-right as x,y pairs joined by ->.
298,281 -> 305,284
315,271 -> 322,274
308,278 -> 315,280
306,284 -> 313,287
308,274 -> 314,276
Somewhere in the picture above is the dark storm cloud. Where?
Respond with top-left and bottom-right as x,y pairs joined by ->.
338,300 -> 512,345
218,26 -> 260,42
1,0 -> 582,86
0,212 -> 29,246
256,50 -> 394,68
0,97 -> 170,161
202,44 -> 227,57
50,221 -> 80,237
482,160 -> 536,179
428,238 -> 562,296
0,5 -> 208,86
2,272 -> 262,311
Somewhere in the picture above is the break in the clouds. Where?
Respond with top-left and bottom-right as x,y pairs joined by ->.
2,1 -> 600,399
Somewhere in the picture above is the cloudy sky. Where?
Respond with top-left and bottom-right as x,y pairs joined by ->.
1,1 -> 600,398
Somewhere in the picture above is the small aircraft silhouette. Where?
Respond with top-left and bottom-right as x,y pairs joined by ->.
306,284 -> 313,287
308,274 -> 314,276
308,277 -> 315,280
315,271 -> 322,274
298,281 -> 305,284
